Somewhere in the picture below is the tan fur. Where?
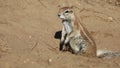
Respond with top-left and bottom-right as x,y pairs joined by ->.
58,7 -> 97,57
76,17 -> 97,57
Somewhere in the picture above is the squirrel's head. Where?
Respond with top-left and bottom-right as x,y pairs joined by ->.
58,7 -> 75,21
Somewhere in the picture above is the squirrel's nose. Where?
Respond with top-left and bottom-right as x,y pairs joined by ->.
58,14 -> 60,17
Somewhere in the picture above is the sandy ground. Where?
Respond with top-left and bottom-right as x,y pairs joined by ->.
0,0 -> 120,68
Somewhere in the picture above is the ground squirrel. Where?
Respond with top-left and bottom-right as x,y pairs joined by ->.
58,7 -> 120,58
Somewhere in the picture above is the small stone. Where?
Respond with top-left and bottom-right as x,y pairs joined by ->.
23,60 -> 27,63
108,17 -> 113,21
23,59 -> 30,63
48,59 -> 52,63
31,61 -> 36,64
29,35 -> 32,39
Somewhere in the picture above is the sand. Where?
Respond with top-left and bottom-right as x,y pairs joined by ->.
0,0 -> 120,68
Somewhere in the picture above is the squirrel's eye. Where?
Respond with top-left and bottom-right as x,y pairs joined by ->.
65,10 -> 69,13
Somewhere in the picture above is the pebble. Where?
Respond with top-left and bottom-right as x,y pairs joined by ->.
108,17 -> 113,21
48,59 -> 52,64
29,35 -> 32,39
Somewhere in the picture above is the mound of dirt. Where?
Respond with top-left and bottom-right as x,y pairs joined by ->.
0,0 -> 120,68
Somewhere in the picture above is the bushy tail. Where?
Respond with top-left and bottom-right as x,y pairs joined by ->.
97,50 -> 120,59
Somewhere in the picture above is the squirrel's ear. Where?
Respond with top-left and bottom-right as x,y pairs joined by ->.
58,3 -> 68,8
70,6 -> 73,9
69,6 -> 74,9
58,5 -> 61,8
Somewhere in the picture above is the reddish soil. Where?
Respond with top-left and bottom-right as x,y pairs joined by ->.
0,0 -> 120,68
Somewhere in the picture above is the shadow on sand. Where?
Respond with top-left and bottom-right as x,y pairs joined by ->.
54,31 -> 61,39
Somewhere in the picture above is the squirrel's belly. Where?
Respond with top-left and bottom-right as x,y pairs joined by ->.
63,21 -> 72,34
